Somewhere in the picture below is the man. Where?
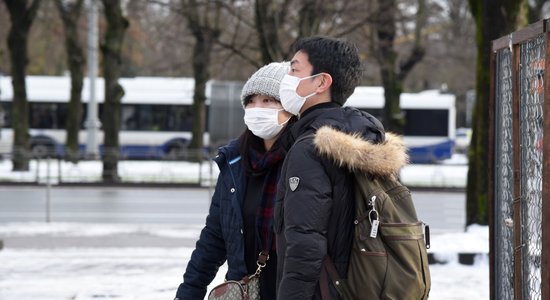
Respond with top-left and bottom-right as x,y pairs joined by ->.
274,36 -> 386,299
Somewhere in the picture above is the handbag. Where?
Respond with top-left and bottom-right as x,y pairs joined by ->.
208,251 -> 269,300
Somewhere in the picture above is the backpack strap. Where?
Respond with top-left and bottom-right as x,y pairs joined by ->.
320,255 -> 341,300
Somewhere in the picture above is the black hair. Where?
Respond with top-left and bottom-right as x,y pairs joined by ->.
242,95 -> 253,107
239,128 -> 264,172
291,36 -> 362,105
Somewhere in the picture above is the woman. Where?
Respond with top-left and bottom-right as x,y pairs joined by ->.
174,62 -> 293,300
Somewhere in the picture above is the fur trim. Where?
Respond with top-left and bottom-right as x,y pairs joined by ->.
313,126 -> 408,177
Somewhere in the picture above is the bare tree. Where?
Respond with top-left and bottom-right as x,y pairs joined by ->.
254,0 -> 290,63
55,0 -> 85,163
181,0 -> 221,156
101,0 -> 129,183
370,0 -> 426,134
253,0 -> 347,63
3,0 -> 42,171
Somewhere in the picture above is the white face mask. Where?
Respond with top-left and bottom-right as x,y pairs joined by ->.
279,73 -> 321,115
244,107 -> 289,140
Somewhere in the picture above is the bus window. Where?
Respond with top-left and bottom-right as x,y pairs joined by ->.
30,103 -> 62,129
152,105 -> 168,131
1,102 -> 11,128
32,102 -> 68,130
57,103 -> 68,130
122,105 -> 138,130
164,105 -> 193,131
171,105 -> 194,131
403,109 -> 449,137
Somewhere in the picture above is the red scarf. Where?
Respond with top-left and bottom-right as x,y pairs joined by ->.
248,146 -> 284,251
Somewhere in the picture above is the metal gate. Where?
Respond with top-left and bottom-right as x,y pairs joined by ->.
490,19 -> 550,300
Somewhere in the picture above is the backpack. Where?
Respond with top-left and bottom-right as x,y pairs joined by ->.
322,171 -> 431,300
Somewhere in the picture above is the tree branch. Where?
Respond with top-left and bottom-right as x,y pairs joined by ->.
398,0 -> 426,81
28,0 -> 42,22
216,39 -> 261,68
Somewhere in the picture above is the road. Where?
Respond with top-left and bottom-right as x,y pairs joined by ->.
0,185 -> 465,232
0,186 -> 210,224
0,186 -> 482,300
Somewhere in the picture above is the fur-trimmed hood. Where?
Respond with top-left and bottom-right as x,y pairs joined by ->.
314,126 -> 408,177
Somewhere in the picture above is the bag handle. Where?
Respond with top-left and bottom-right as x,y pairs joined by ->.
252,250 -> 270,277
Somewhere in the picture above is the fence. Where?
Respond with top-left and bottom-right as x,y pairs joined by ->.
0,147 -> 217,186
490,19 -> 550,300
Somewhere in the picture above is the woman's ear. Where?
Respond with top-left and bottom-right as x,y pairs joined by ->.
316,73 -> 332,93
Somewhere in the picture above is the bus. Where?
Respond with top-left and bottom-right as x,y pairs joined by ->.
345,87 -> 456,163
0,75 -> 206,159
0,76 -> 455,163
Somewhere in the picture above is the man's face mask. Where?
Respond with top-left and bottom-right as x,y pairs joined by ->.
279,73 -> 321,116
243,107 -> 290,140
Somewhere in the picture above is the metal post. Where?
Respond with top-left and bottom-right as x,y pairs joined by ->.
46,157 -> 51,223
58,157 -> 62,183
85,0 -> 101,159
35,158 -> 40,183
198,149 -> 203,185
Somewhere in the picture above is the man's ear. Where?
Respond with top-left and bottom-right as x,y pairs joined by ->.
316,73 -> 332,93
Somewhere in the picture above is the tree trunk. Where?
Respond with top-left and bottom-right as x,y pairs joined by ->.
100,0 -> 128,183
189,36 -> 213,156
3,0 -> 42,171
380,66 -> 404,133
373,0 -> 426,134
56,0 -> 85,164
182,0 -> 221,160
467,0 -> 527,225
254,0 -> 284,64
374,0 -> 399,132
298,0 -> 323,38
254,0 -> 323,64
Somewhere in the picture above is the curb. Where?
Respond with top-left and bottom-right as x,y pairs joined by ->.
428,252 -> 488,266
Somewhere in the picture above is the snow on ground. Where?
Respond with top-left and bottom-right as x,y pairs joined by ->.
0,154 -> 479,299
0,222 -> 488,300
0,159 -> 220,185
0,154 -> 468,187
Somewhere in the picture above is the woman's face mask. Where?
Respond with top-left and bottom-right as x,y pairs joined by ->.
244,107 -> 290,140
279,73 -> 321,115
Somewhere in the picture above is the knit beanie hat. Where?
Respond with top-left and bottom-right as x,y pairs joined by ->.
241,62 -> 289,107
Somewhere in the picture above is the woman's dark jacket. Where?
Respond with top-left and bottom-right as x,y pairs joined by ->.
275,102 -> 386,299
175,138 -> 249,300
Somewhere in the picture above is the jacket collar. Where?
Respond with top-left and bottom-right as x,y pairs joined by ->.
313,126 -> 408,177
291,102 -> 341,140
215,138 -> 241,167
